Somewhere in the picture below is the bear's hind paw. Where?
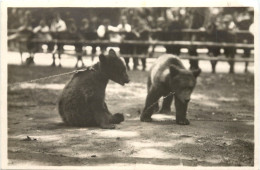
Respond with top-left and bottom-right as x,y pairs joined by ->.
100,123 -> 116,129
140,116 -> 153,122
159,108 -> 171,114
176,119 -> 190,125
111,113 -> 124,124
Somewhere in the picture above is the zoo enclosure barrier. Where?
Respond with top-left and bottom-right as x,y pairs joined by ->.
8,29 -> 254,71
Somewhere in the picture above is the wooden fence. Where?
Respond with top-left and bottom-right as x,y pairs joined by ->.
8,29 -> 254,63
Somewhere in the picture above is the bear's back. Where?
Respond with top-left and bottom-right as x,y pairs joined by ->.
150,54 -> 184,84
62,64 -> 107,101
58,64 -> 106,126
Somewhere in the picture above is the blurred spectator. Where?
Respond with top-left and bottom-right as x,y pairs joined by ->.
66,18 -> 78,34
77,18 -> 91,66
50,12 -> 67,67
155,17 -> 168,31
236,10 -> 252,30
118,16 -> 132,70
65,17 -> 79,41
220,14 -> 237,73
219,14 -> 237,30
63,11 -> 73,26
132,17 -> 150,71
33,19 -> 52,41
8,8 -> 21,29
236,7 -> 254,73
17,9 -> 27,28
80,18 -> 91,32
66,18 -> 85,68
165,8 -> 184,56
8,10 -> 34,65
167,8 -> 184,30
146,15 -> 156,29
204,8 -> 222,73
121,8 -> 139,25
185,8 -> 206,70
8,10 -> 33,41
97,19 -> 119,38
117,16 -> 132,41
123,17 -> 141,70
87,16 -> 99,61
50,12 -> 67,32
97,19 -> 119,53
117,16 -> 131,32
8,8 -> 20,51
149,16 -> 168,58
89,16 -> 99,32
32,19 -> 52,55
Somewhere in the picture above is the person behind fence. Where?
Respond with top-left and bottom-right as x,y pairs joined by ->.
117,16 -> 133,70
33,19 -> 52,52
117,15 -> 132,32
65,17 -> 85,68
50,12 -> 67,67
8,10 -> 34,64
87,16 -> 99,62
185,8 -> 206,70
8,8 -> 21,51
8,10 -> 33,41
9,10 -> 36,65
165,8 -> 184,56
154,16 -> 168,31
97,19 -> 118,54
124,17 -> 148,71
204,8 -> 222,73
235,7 -> 254,73
149,16 -> 168,58
8,8 -> 21,29
132,17 -> 150,71
77,18 -> 91,66
220,14 -> 237,73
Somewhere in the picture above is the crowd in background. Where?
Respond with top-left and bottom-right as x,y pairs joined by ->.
7,7 -> 254,70
8,7 -> 254,36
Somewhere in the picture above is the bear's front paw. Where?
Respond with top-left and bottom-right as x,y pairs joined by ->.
153,105 -> 159,112
140,116 -> 153,122
111,113 -> 124,124
100,123 -> 116,129
176,118 -> 190,125
159,108 -> 171,114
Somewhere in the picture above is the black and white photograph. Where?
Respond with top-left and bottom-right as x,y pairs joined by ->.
1,0 -> 259,169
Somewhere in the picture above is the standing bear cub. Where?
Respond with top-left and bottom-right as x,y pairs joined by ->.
140,54 -> 201,125
59,49 -> 130,129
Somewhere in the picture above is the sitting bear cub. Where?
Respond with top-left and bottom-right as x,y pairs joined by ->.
140,54 -> 201,125
58,49 -> 130,129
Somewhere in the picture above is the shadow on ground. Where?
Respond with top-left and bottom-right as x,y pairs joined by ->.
7,65 -> 254,167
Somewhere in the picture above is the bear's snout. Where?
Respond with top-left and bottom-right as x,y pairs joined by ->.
184,99 -> 190,103
124,78 -> 130,84
122,80 -> 130,86
118,78 -> 130,86
122,74 -> 130,84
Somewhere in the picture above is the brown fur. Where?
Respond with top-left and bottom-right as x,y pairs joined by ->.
140,54 -> 201,125
58,49 -> 129,129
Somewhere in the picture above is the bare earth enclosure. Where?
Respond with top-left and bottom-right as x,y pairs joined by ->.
7,62 -> 254,167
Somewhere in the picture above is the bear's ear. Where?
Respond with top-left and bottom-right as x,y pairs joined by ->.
169,65 -> 180,77
108,49 -> 117,57
192,68 -> 201,78
99,54 -> 106,63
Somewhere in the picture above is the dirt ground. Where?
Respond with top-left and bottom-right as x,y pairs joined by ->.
7,64 -> 254,167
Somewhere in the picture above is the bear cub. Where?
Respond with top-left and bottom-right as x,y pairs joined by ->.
140,54 -> 201,125
58,49 -> 130,129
